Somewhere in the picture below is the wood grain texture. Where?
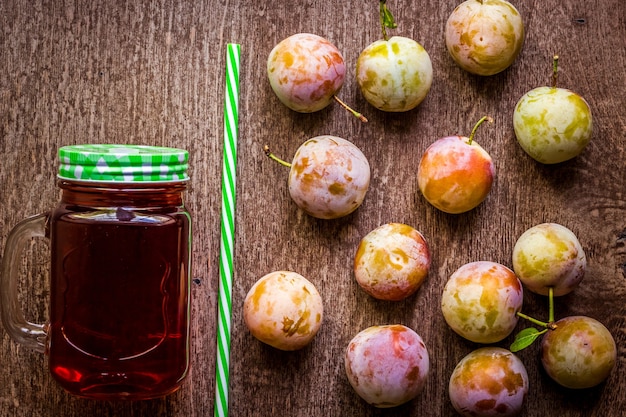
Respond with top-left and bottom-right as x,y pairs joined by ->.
1,1 -> 624,416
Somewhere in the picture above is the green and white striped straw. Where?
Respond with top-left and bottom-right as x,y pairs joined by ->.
215,43 -> 240,417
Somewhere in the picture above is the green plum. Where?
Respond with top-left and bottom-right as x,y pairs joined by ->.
512,223 -> 586,296
357,36 -> 433,112
513,86 -> 593,164
356,1 -> 433,112
513,55 -> 593,164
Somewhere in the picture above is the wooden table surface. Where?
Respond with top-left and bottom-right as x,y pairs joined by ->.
1,1 -> 625,416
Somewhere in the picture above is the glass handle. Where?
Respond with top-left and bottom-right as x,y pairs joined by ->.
0,213 -> 48,353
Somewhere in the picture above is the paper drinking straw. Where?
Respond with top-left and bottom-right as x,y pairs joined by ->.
214,43 -> 240,417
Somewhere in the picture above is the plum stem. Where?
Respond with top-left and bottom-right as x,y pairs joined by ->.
546,286 -> 558,330
467,115 -> 493,145
516,312 -> 549,328
552,55 -> 559,88
548,287 -> 555,323
263,145 -> 291,168
515,288 -> 558,331
333,96 -> 368,123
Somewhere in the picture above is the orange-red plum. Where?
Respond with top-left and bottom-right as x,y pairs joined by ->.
418,135 -> 494,214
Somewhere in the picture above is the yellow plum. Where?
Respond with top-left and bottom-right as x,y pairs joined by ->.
243,271 -> 323,351
441,261 -> 523,344
354,223 -> 431,301
445,0 -> 524,76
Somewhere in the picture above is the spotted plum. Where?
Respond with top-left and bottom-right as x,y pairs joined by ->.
512,223 -> 586,296
541,316 -> 616,389
345,325 -> 429,408
445,0 -> 524,76
449,347 -> 529,416
266,135 -> 370,219
441,261 -> 523,344
267,33 -> 346,113
513,86 -> 593,164
357,36 -> 433,112
243,271 -> 323,351
354,223 -> 431,301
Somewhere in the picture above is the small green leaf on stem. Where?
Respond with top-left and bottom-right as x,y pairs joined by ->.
380,0 -> 397,41
510,327 -> 548,352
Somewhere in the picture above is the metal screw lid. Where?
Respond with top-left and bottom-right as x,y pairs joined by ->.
58,144 -> 189,182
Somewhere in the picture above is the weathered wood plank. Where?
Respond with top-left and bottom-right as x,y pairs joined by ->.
1,1 -> 624,416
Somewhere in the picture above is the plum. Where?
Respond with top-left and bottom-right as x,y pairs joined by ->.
357,36 -> 433,112
345,325 -> 429,408
441,261 -> 523,344
354,223 -> 431,301
513,55 -> 593,164
541,316 -> 616,389
267,33 -> 345,113
356,1 -> 433,112
513,86 -> 592,164
243,271 -> 323,351
265,135 -> 371,219
417,117 -> 495,214
267,33 -> 366,121
445,0 -> 524,76
512,223 -> 586,296
449,347 -> 529,416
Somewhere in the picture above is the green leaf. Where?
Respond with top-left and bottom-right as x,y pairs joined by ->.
381,2 -> 397,29
510,327 -> 547,352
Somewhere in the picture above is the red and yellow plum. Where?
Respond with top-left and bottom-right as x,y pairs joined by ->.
354,223 -> 431,301
441,261 -> 523,344
243,271 -> 323,351
418,126 -> 495,214
541,316 -> 616,389
345,325 -> 429,408
287,135 -> 370,219
445,0 -> 524,76
512,223 -> 586,296
449,347 -> 529,417
267,33 -> 345,113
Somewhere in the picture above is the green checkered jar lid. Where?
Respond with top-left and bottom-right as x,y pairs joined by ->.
58,144 -> 189,182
